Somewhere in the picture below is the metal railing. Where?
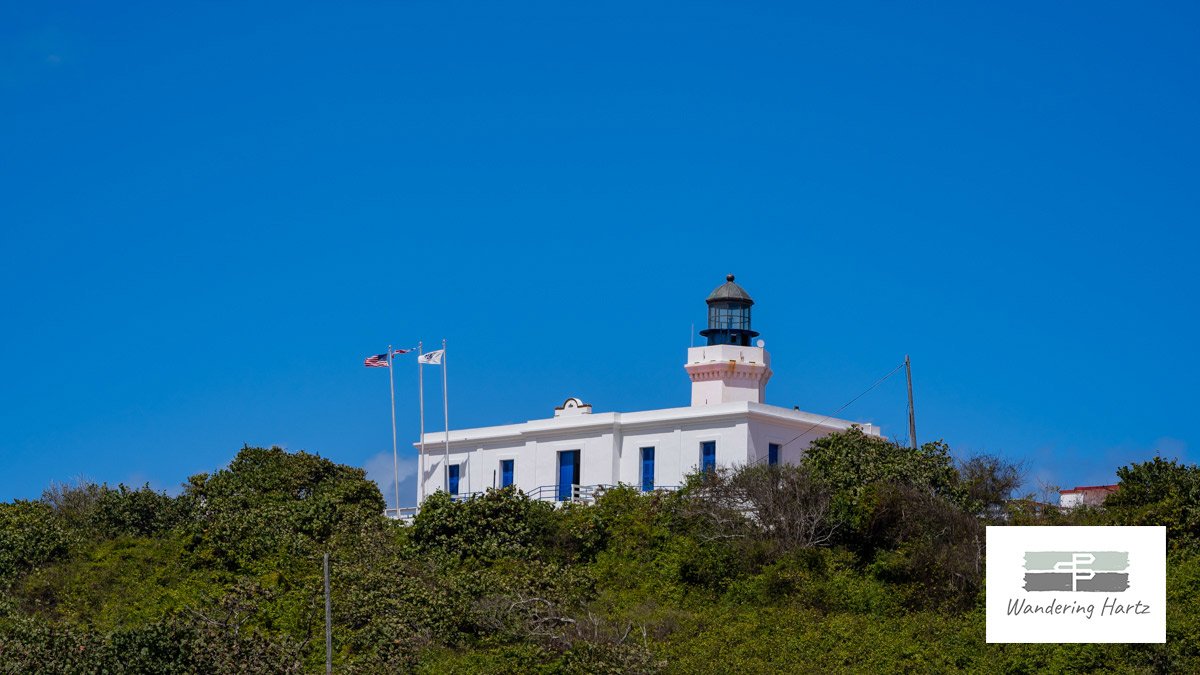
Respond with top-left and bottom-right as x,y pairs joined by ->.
388,504 -> 422,521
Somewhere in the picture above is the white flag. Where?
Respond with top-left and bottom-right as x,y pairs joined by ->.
419,349 -> 444,365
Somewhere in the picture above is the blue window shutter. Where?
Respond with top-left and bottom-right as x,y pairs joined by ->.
769,443 -> 780,466
448,464 -> 460,496
500,460 -> 514,487
558,450 -> 580,501
701,441 -> 716,473
641,447 -> 655,491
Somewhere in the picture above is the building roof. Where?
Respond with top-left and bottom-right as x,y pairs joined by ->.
1059,484 -> 1119,494
416,400 -> 877,448
706,274 -> 754,305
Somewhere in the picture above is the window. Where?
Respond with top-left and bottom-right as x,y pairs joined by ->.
448,464 -> 461,496
701,441 -> 716,474
640,447 -> 655,492
500,459 -> 514,488
558,450 -> 580,501
768,443 -> 780,466
708,302 -> 751,331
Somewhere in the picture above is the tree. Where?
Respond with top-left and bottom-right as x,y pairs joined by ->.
1106,457 -> 1200,550
678,464 -> 838,553
957,454 -> 1025,518
91,484 -> 186,539
409,486 -> 556,562
800,427 -> 967,530
864,484 -> 984,609
182,446 -> 386,569
0,501 -> 69,587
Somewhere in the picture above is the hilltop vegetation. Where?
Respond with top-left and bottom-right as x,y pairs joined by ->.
2,431 -> 1199,673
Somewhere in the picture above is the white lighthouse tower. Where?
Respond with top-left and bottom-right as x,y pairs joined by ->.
685,274 -> 773,406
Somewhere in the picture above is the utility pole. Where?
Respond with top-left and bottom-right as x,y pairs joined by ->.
324,553 -> 332,675
905,354 -> 917,450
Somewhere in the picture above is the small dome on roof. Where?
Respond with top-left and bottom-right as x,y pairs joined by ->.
706,274 -> 754,305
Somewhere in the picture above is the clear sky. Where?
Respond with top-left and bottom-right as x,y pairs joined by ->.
3,2 -> 1197,506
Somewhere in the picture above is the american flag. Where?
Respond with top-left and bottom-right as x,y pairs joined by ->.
363,353 -> 389,368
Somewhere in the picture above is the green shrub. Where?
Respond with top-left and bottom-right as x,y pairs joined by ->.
409,486 -> 556,562
0,501 -> 69,586
1106,457 -> 1200,551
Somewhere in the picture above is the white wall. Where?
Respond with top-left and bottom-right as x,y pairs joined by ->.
420,419 -> 751,498
416,402 -> 878,501
748,420 -> 826,467
1060,492 -> 1083,509
419,424 -> 614,499
615,418 -> 747,488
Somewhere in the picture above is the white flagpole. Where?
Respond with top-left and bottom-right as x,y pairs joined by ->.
388,345 -> 400,515
418,341 -> 426,503
442,338 -> 450,496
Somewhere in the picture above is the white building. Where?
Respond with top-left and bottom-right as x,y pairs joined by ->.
416,275 -> 880,503
1059,484 -> 1119,509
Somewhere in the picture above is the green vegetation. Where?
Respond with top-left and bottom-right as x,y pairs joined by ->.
1,433 -> 1197,673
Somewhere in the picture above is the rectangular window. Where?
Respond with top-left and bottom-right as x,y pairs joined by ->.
448,464 -> 461,496
768,443 -> 780,466
701,441 -> 716,474
640,447 -> 655,492
558,450 -> 581,501
500,459 -> 514,488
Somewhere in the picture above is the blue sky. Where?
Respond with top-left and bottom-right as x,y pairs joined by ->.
2,2 -> 1197,506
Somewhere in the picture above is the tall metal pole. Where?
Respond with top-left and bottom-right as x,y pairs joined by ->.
387,345 -> 399,516
323,552 -> 332,675
442,338 -> 450,495
418,341 -> 426,503
905,354 -> 917,450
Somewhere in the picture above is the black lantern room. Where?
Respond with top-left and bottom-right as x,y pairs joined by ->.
699,274 -> 759,347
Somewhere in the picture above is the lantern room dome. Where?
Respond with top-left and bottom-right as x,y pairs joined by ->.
706,274 -> 754,305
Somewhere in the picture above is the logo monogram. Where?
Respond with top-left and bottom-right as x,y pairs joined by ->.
1024,551 -> 1129,592
1052,553 -> 1097,591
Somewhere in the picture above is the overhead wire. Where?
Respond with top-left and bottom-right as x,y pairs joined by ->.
762,360 -> 908,461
